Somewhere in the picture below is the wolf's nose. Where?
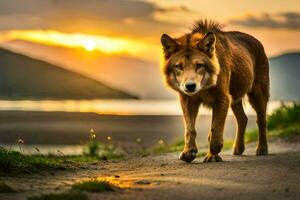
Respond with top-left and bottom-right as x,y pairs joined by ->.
185,82 -> 196,92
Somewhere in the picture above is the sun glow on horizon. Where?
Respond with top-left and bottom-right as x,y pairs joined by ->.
0,29 -> 160,60
3,30 -> 134,53
82,39 -> 96,51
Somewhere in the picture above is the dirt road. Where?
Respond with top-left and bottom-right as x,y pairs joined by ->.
1,140 -> 300,200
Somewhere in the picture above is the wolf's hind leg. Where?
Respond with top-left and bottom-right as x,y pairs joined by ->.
179,95 -> 200,163
232,101 -> 248,155
248,86 -> 269,155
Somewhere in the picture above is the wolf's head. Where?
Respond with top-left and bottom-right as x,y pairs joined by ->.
161,32 -> 220,96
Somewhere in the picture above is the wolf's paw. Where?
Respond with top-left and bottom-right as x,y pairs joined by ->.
203,153 -> 223,162
233,144 -> 245,155
179,149 -> 197,163
256,145 -> 268,156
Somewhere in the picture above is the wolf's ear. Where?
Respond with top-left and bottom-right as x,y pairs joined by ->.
199,32 -> 216,56
161,34 -> 178,57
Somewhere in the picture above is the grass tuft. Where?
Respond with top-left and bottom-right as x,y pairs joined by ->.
268,103 -> 300,130
72,179 -> 114,193
196,151 -> 208,157
223,140 -> 234,150
27,192 -> 88,200
84,129 -> 123,159
0,147 -> 65,175
245,129 -> 259,143
246,103 -> 300,142
152,139 -> 185,153
153,138 -> 235,154
0,147 -> 102,176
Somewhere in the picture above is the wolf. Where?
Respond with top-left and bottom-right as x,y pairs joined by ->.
161,20 -> 269,163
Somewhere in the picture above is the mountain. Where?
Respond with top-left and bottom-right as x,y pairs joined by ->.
0,40 -> 171,99
269,52 -> 300,101
0,48 -> 137,99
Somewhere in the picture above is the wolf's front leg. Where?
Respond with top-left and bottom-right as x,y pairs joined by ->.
179,94 -> 200,163
204,97 -> 230,162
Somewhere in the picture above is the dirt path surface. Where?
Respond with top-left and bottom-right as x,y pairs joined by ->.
1,140 -> 300,200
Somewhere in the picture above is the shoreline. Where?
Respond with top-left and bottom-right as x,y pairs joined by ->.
0,110 -> 257,153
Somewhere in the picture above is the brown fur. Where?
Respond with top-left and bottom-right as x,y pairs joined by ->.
161,20 -> 269,163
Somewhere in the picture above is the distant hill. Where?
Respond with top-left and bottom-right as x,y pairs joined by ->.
1,40 -> 171,99
0,48 -> 137,99
269,52 -> 300,101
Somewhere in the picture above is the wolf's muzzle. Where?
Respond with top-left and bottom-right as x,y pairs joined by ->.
184,82 -> 197,92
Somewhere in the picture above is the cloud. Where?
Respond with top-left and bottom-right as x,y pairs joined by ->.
155,5 -> 191,13
0,0 -> 190,40
230,12 -> 300,29
0,0 -> 155,20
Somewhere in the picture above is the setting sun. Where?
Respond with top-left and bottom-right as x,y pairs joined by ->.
0,29 -> 160,60
82,40 -> 96,51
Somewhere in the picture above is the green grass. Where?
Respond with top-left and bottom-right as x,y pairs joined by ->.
152,137 -> 233,154
268,103 -> 300,130
152,139 -> 208,157
223,140 -> 234,150
0,129 -> 123,176
28,180 -> 116,200
245,103 -> 300,142
84,142 -> 123,160
84,130 -> 124,159
153,139 -> 234,156
99,149 -> 124,159
153,103 -> 300,154
0,182 -> 15,193
27,192 -> 88,200
196,151 -> 208,157
270,124 -> 300,139
245,129 -> 259,143
0,147 -> 102,176
72,180 -> 114,193
246,124 -> 300,143
152,140 -> 185,153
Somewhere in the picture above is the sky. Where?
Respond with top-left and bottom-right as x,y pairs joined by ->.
0,0 -> 300,98
0,0 -> 300,60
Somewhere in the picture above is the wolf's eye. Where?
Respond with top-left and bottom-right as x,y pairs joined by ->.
174,63 -> 183,71
196,63 -> 206,70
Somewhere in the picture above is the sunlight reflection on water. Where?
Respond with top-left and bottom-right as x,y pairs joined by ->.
0,99 -> 292,115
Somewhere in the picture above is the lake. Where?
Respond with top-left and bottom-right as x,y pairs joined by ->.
0,100 -> 290,154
